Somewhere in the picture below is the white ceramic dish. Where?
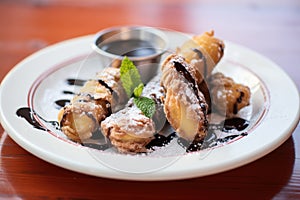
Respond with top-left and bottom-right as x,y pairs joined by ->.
0,30 -> 299,181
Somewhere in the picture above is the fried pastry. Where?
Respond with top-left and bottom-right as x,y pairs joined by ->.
208,72 -> 251,116
58,67 -> 127,142
100,75 -> 166,153
177,30 -> 225,111
178,30 -> 225,79
161,54 -> 208,142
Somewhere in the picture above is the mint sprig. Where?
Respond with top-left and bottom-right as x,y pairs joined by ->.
120,57 -> 156,118
120,57 -> 143,98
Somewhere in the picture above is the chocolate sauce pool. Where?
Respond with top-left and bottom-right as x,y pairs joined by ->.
100,39 -> 157,57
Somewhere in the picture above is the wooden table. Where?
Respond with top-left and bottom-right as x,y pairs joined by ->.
0,0 -> 299,199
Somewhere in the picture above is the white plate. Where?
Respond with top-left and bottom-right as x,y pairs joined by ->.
0,30 -> 299,181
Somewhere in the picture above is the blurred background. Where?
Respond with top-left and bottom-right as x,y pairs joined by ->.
0,0 -> 299,86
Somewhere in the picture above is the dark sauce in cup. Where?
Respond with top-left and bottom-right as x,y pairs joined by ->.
99,39 -> 157,57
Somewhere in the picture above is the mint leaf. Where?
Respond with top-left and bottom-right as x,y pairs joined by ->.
133,83 -> 144,97
120,57 -> 156,119
134,97 -> 156,118
120,57 -> 143,98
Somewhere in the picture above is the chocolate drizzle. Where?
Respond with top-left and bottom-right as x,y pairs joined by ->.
53,78 -> 87,108
178,137 -> 203,152
191,48 -> 212,112
222,117 -> 249,132
16,106 -> 249,153
63,90 -> 75,95
55,99 -> 70,108
145,116 -> 249,153
233,91 -> 245,114
66,78 -> 86,86
98,79 -> 114,94
146,132 -> 176,150
104,100 -> 112,116
173,61 -> 201,103
16,107 -> 59,131
192,48 -> 208,78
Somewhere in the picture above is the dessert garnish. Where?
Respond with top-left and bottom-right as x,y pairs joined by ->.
120,56 -> 156,118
